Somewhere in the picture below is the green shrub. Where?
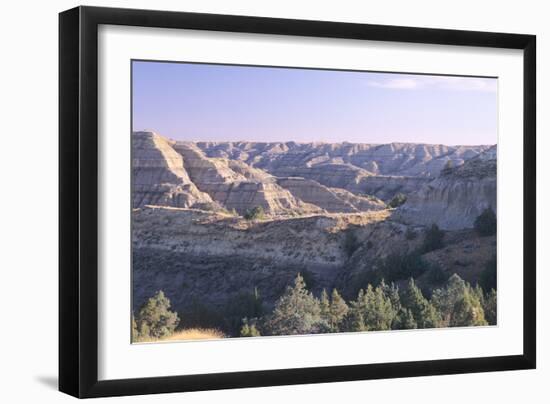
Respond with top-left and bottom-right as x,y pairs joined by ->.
223,288 -> 264,335
244,206 -> 265,220
393,308 -> 417,330
474,207 -> 497,236
431,274 -> 488,327
320,289 -> 349,332
421,224 -> 445,253
240,319 -> 261,337
388,193 -> 407,208
483,289 -> 497,325
400,279 -> 441,329
375,252 -> 430,283
134,291 -> 180,340
263,274 -> 323,336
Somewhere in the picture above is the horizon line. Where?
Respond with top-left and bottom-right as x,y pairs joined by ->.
133,130 -> 497,148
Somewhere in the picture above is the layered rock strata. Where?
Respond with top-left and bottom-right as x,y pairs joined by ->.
396,150 -> 497,230
132,132 -> 212,208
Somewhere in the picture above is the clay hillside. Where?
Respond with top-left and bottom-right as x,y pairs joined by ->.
132,131 -> 497,323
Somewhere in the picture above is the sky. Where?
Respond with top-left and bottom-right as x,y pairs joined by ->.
132,60 -> 497,145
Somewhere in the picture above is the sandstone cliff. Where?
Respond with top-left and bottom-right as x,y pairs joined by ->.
195,141 -> 492,201
132,132 -> 213,208
173,141 -> 321,215
277,177 -> 385,213
395,148 -> 497,230
197,141 -> 492,177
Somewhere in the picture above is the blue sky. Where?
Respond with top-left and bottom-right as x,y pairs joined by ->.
132,60 -> 497,145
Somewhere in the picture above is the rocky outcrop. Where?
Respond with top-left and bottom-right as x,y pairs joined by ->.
277,177 -> 385,213
132,132 -> 213,208
270,163 -> 374,195
195,141 -> 492,201
197,141 -> 492,177
395,151 -> 497,230
361,175 -> 430,201
173,141 -> 321,215
132,206 -> 394,312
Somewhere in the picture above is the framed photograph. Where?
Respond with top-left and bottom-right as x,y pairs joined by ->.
59,6 -> 536,398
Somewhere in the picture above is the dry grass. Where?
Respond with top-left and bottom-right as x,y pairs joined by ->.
164,328 -> 225,341
134,328 -> 225,343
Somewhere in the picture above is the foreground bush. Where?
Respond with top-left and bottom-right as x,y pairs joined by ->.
240,319 -> 261,337
345,284 -> 396,331
320,289 -> 349,332
431,274 -> 488,327
400,278 -> 441,329
263,274 -> 323,335
483,289 -> 497,325
133,291 -> 179,341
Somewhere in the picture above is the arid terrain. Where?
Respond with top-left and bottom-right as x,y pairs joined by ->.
132,130 -> 497,340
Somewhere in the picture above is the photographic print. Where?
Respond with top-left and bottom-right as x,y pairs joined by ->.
131,60 -> 497,343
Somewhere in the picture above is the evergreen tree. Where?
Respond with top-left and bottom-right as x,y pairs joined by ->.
344,285 -> 396,331
431,274 -> 467,326
131,313 -> 139,342
393,307 -> 418,330
483,289 -> 497,325
400,278 -> 440,329
319,289 -> 330,319
328,289 -> 349,332
362,285 -> 396,331
450,291 -> 488,327
319,289 -> 348,332
135,291 -> 180,339
380,280 -> 401,312
343,289 -> 367,332
264,274 -> 322,336
432,274 -> 488,327
473,284 -> 486,306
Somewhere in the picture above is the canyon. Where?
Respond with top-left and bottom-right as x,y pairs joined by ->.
132,131 -> 497,319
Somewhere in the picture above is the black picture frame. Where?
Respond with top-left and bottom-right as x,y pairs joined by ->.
59,5 -> 536,398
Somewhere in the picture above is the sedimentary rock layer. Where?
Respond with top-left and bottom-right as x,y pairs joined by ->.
173,141 -> 321,215
396,149 -> 497,230
277,177 -> 385,213
132,131 -> 212,208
